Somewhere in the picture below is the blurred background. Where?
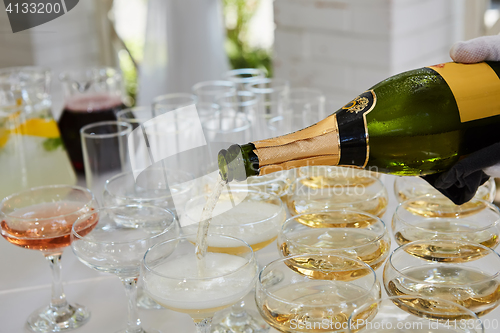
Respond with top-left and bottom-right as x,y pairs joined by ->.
1,0 -> 500,115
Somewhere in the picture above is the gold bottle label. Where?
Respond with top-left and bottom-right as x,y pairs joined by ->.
252,90 -> 376,174
428,62 -> 500,123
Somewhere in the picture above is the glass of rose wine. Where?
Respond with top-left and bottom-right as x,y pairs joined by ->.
384,239 -> 500,318
279,210 -> 391,274
0,185 -> 97,332
392,195 -> 500,249
348,296 -> 484,333
71,205 -> 178,333
255,254 -> 381,332
142,234 -> 258,333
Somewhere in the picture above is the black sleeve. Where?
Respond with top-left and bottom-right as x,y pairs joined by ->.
422,142 -> 500,205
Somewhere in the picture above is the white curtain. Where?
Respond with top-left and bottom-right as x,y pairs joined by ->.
138,0 -> 230,105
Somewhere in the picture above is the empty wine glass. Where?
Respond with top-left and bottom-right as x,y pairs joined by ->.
348,296 -> 484,333
192,80 -> 236,103
142,234 -> 258,333
0,185 -> 96,332
71,205 -> 179,333
255,254 -> 380,332
223,68 -> 266,91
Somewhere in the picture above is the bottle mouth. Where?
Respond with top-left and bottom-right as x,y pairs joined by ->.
218,144 -> 247,183
218,148 -> 230,182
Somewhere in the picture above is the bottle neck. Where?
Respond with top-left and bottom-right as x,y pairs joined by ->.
252,113 -> 342,175
218,143 -> 259,182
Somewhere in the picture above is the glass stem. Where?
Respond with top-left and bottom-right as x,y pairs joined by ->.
45,253 -> 68,310
230,300 -> 247,318
120,277 -> 144,333
194,317 -> 213,333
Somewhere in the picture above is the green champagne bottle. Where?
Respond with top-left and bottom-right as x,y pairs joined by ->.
218,61 -> 500,182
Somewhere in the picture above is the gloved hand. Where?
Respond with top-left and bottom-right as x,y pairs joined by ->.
423,35 -> 500,205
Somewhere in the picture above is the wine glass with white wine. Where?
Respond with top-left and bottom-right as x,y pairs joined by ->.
286,172 -> 388,219
392,195 -> 500,250
279,210 -> 391,274
255,254 -> 381,332
394,176 -> 496,217
383,239 -> 500,318
142,234 -> 258,333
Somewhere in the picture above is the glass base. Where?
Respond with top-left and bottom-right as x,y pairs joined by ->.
211,309 -> 269,333
27,303 -> 90,332
114,329 -> 161,333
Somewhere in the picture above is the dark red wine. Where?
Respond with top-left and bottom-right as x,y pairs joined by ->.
58,94 -> 125,172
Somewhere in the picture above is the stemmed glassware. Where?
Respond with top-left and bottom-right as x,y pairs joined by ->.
223,68 -> 266,91
71,205 -> 179,333
394,176 -> 496,216
255,254 -> 380,332
103,168 -> 196,217
383,239 -> 500,317
348,296 -> 484,333
392,195 -> 500,249
142,234 -> 258,333
279,210 -> 391,273
182,189 -> 286,333
286,173 -> 388,218
0,185 -> 97,332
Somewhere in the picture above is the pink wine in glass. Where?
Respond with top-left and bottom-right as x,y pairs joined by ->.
58,93 -> 125,172
1,202 -> 97,252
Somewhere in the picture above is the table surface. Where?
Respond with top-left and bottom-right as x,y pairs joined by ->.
1,175 -> 498,333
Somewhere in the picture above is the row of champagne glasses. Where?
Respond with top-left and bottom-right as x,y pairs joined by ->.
2,173 -> 498,332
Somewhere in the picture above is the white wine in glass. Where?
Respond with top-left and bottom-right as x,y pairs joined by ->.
384,239 -> 500,317
256,254 -> 380,333
392,195 -> 500,251
279,210 -> 391,274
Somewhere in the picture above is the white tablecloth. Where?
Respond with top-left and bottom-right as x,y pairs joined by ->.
1,175 -> 498,332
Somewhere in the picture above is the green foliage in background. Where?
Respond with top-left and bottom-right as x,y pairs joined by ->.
223,0 -> 273,76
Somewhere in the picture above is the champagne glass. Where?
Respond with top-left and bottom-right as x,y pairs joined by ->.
183,189 -> 286,333
286,173 -> 388,219
244,78 -> 290,140
279,210 -> 391,274
142,234 -> 258,333
384,239 -> 500,317
394,176 -> 496,216
392,195 -> 500,249
152,93 -> 197,113
0,185 -> 96,332
348,296 -> 484,333
103,168 -> 195,217
81,121 -> 132,204
267,87 -> 325,135
223,68 -> 266,91
255,254 -> 381,332
192,80 -> 237,103
297,166 -> 381,187
71,205 -> 178,333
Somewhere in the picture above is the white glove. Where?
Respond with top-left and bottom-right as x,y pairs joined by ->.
450,35 -> 500,178
450,35 -> 500,63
